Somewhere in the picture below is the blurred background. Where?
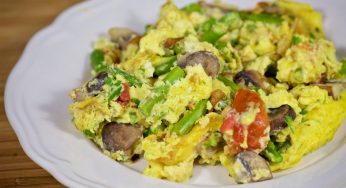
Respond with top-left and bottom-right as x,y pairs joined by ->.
0,1 -> 81,187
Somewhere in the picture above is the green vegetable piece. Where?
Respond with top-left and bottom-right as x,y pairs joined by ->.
144,24 -> 154,35
83,129 -> 96,138
292,36 -> 302,45
262,141 -> 283,163
90,49 -> 106,73
339,59 -> 346,75
300,105 -> 308,115
139,95 -> 165,116
153,85 -> 169,95
129,112 -> 138,123
173,43 -> 184,54
140,67 -> 185,116
277,140 -> 292,153
172,99 -> 208,135
200,13 -> 242,45
131,98 -> 141,106
203,132 -> 221,148
108,80 -> 122,102
240,12 -> 283,25
108,67 -> 142,87
154,56 -> 177,76
217,75 -> 239,91
162,66 -> 186,84
200,22 -> 228,44
215,41 -> 227,50
201,30 -> 225,44
284,116 -> 295,133
198,18 -> 217,32
220,12 -> 241,29
182,3 -> 202,13
143,129 -> 153,137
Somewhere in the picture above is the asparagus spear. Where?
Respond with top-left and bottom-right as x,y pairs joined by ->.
172,99 -> 208,135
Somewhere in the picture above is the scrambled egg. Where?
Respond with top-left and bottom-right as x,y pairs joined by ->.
148,64 -> 212,125
69,0 -> 346,184
271,91 -> 346,170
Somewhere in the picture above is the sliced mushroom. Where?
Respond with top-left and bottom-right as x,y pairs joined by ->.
234,70 -> 268,90
268,104 -> 296,135
233,150 -> 272,184
256,2 -> 280,13
164,37 -> 183,49
312,83 -> 346,100
70,71 -> 108,101
177,51 -> 220,78
86,71 -> 108,95
210,89 -> 225,107
108,27 -> 139,50
102,123 -> 142,153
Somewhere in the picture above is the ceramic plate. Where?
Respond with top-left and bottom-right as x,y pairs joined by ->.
5,0 -> 346,187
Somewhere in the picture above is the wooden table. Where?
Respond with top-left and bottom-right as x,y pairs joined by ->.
0,1 -> 82,187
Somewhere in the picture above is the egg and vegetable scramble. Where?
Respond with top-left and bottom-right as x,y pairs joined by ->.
69,0 -> 346,184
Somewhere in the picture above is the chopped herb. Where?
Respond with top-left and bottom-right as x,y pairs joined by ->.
197,18 -> 217,32
339,59 -> 346,75
90,49 -> 106,73
83,129 -> 96,138
275,137 -> 292,153
240,12 -> 283,25
129,112 -> 138,123
181,3 -> 202,13
219,12 -> 241,29
131,98 -> 141,106
144,24 -> 153,35
215,41 -> 227,50
261,140 -> 283,163
284,116 -> 295,133
173,43 -> 184,54
300,106 -> 308,115
105,77 -> 113,86
143,129 -> 153,137
203,132 -> 221,148
292,35 -> 302,45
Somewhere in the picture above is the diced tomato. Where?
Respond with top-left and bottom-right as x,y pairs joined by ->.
117,82 -> 130,106
220,88 -> 269,155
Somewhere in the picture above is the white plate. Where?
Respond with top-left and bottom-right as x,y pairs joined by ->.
4,0 -> 346,187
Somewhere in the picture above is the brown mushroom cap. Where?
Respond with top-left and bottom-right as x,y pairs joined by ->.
177,51 -> 220,78
268,104 -> 296,135
233,150 -> 272,184
312,83 -> 346,100
108,27 -> 139,50
102,123 -> 142,152
86,71 -> 108,95
234,70 -> 267,89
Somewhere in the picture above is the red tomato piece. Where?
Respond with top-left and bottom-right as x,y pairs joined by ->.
117,82 -> 130,106
220,88 -> 269,155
